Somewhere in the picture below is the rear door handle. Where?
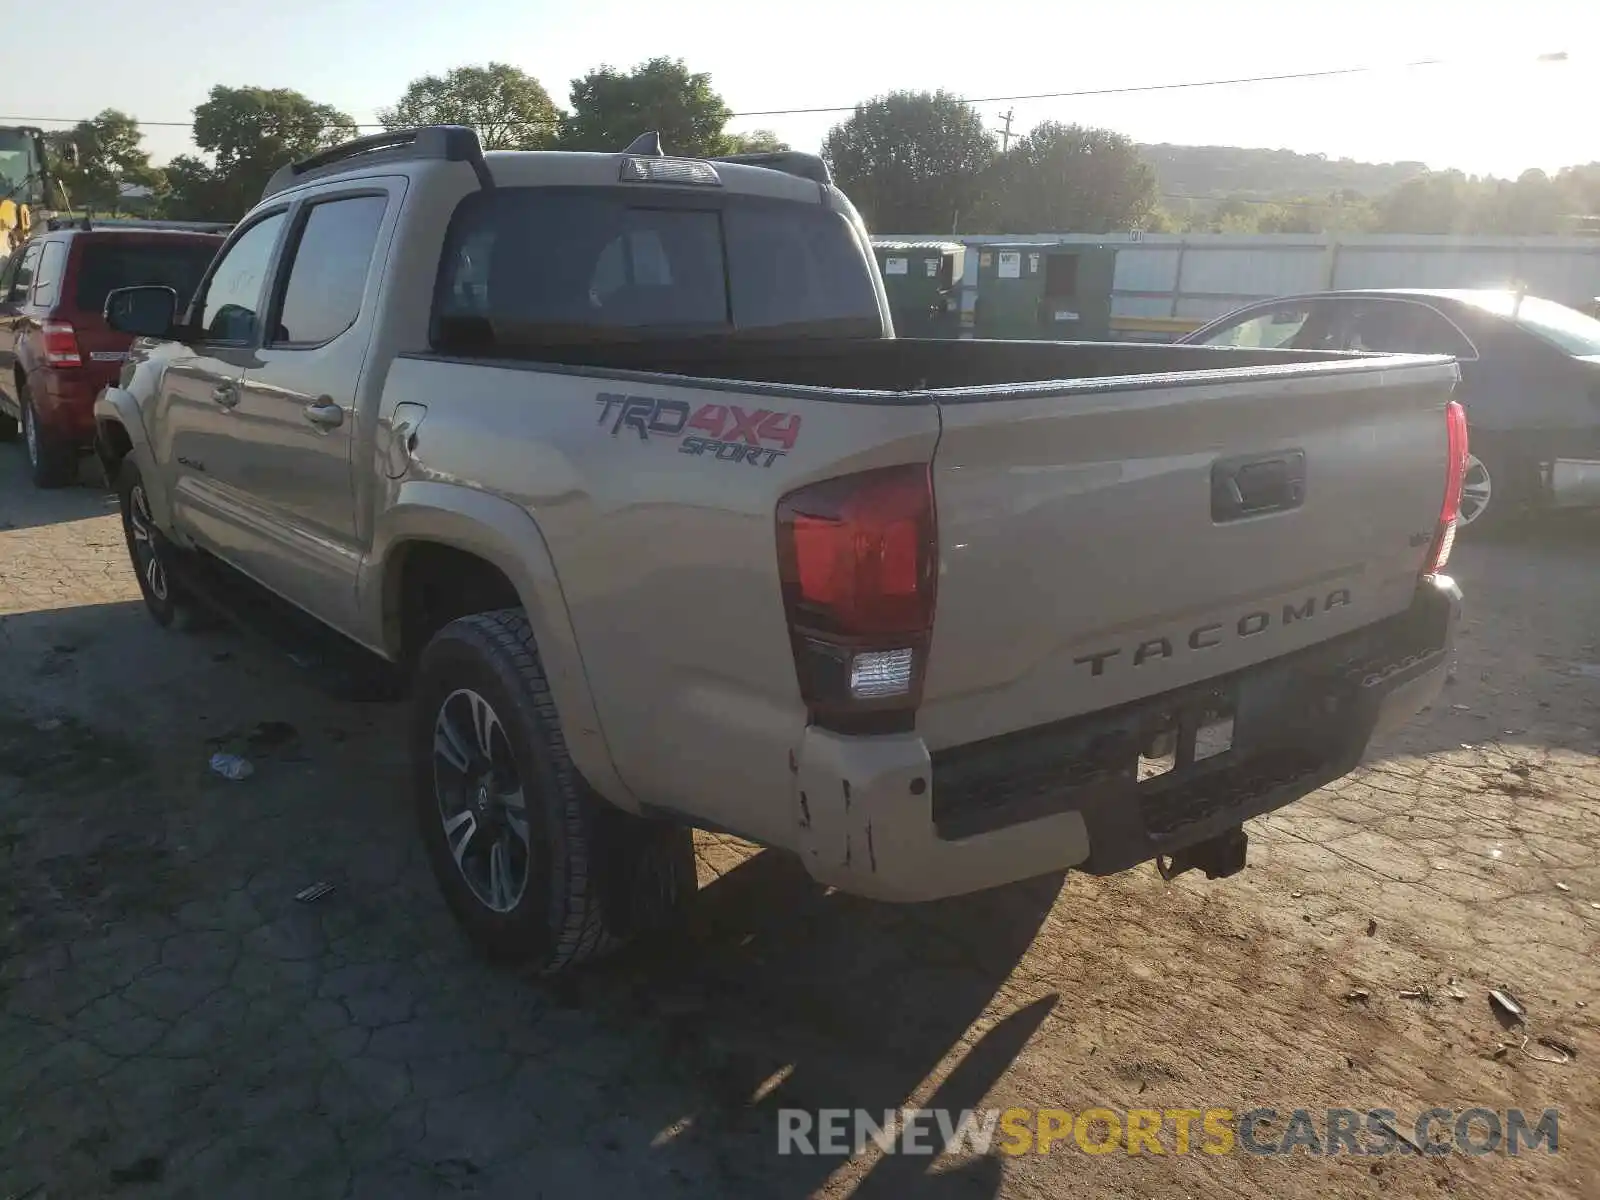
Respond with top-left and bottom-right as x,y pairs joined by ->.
211,381 -> 239,408
304,400 -> 345,430
1211,450 -> 1306,522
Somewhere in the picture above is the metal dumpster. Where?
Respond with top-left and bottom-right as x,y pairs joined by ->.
972,242 -> 1117,340
871,240 -> 966,338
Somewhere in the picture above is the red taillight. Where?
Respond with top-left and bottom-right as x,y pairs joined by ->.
40,320 -> 82,367
1424,399 -> 1469,576
776,464 -> 938,731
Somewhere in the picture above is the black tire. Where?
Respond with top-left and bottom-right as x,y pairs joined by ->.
0,407 -> 17,443
1456,438 -> 1540,535
20,386 -> 77,489
412,609 -> 696,973
117,459 -> 202,629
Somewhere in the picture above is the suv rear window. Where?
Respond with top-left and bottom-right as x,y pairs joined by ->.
433,187 -> 882,347
73,239 -> 221,315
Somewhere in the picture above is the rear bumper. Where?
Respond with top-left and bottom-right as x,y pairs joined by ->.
792,575 -> 1460,902
29,368 -> 103,445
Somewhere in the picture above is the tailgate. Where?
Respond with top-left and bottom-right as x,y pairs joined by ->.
919,355 -> 1459,750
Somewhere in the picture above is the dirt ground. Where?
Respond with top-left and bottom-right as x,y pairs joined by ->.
1,451 -> 1597,1200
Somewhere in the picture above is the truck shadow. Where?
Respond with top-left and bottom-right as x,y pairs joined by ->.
578,849 -> 1064,1198
0,456 -> 117,532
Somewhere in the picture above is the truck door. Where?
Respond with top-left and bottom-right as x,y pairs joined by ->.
155,209 -> 288,554
217,188 -> 393,634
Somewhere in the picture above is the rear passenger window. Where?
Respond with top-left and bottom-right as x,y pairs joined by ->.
272,195 -> 388,346
1343,302 -> 1475,358
29,242 -> 66,307
74,239 -> 220,314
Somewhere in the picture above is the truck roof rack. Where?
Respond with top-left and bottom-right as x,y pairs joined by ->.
709,150 -> 832,187
44,215 -> 234,234
261,125 -> 491,202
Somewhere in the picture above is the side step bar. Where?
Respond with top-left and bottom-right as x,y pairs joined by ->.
166,545 -> 404,702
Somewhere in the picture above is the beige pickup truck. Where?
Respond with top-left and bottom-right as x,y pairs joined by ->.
94,126 -> 1465,973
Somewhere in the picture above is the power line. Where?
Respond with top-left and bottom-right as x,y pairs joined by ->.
0,52 -> 1565,133
731,61 -> 1451,117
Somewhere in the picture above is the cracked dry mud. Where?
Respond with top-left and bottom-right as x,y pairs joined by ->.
2,454 -> 1597,1199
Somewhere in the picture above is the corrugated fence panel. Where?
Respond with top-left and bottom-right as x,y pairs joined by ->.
1178,244 -> 1327,303
1111,246 -> 1183,316
1334,246 -> 1521,291
1500,248 -> 1600,301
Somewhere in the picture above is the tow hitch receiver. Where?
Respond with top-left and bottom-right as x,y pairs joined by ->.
1155,826 -> 1249,881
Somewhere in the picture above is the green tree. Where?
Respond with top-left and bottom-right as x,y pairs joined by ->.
1474,169 -> 1566,235
562,57 -> 732,157
722,129 -> 789,154
1554,163 -> 1600,217
991,121 -> 1155,233
1374,170 -> 1474,234
1187,196 -> 1273,234
378,63 -> 560,150
44,110 -> 164,212
166,85 -> 358,220
161,155 -> 227,221
822,91 -> 996,233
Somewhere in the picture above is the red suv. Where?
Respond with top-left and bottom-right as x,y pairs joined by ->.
0,220 -> 227,487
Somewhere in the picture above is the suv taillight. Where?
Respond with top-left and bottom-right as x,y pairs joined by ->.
1423,400 -> 1469,576
40,320 -> 82,367
776,464 -> 938,733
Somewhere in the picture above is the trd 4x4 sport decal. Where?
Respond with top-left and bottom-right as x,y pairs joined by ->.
595,393 -> 802,468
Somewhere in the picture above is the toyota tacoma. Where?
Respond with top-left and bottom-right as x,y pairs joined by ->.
94,126 -> 1464,973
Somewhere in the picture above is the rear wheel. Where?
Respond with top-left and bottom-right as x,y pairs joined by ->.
1456,452 -> 1494,528
20,387 -> 77,489
117,460 -> 202,629
413,610 -> 696,973
1457,440 -> 1540,534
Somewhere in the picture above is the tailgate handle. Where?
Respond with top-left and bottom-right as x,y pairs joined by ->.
1212,450 -> 1306,522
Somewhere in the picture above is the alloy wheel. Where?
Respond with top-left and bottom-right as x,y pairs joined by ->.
1457,453 -> 1492,526
126,483 -> 169,602
22,402 -> 38,467
432,688 -> 532,913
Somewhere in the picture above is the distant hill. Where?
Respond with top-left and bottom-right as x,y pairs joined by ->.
1138,143 -> 1433,202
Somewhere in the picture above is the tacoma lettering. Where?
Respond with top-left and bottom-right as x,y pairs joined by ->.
1074,591 -> 1356,676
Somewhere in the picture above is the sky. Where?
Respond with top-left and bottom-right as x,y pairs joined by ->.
3,0 -> 1595,179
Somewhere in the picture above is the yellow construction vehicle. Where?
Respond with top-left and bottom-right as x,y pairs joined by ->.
1,125 -> 65,252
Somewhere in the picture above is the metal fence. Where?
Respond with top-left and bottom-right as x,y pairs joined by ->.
879,231 -> 1600,336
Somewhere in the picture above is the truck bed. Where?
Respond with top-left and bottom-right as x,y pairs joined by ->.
425,332 -> 1357,396
388,338 -> 1459,856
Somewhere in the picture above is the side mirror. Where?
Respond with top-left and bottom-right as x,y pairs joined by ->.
105,285 -> 179,339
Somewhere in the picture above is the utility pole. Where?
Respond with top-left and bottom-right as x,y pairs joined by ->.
999,108 -> 1015,153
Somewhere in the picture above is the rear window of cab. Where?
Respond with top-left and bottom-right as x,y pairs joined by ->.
432,187 -> 883,347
